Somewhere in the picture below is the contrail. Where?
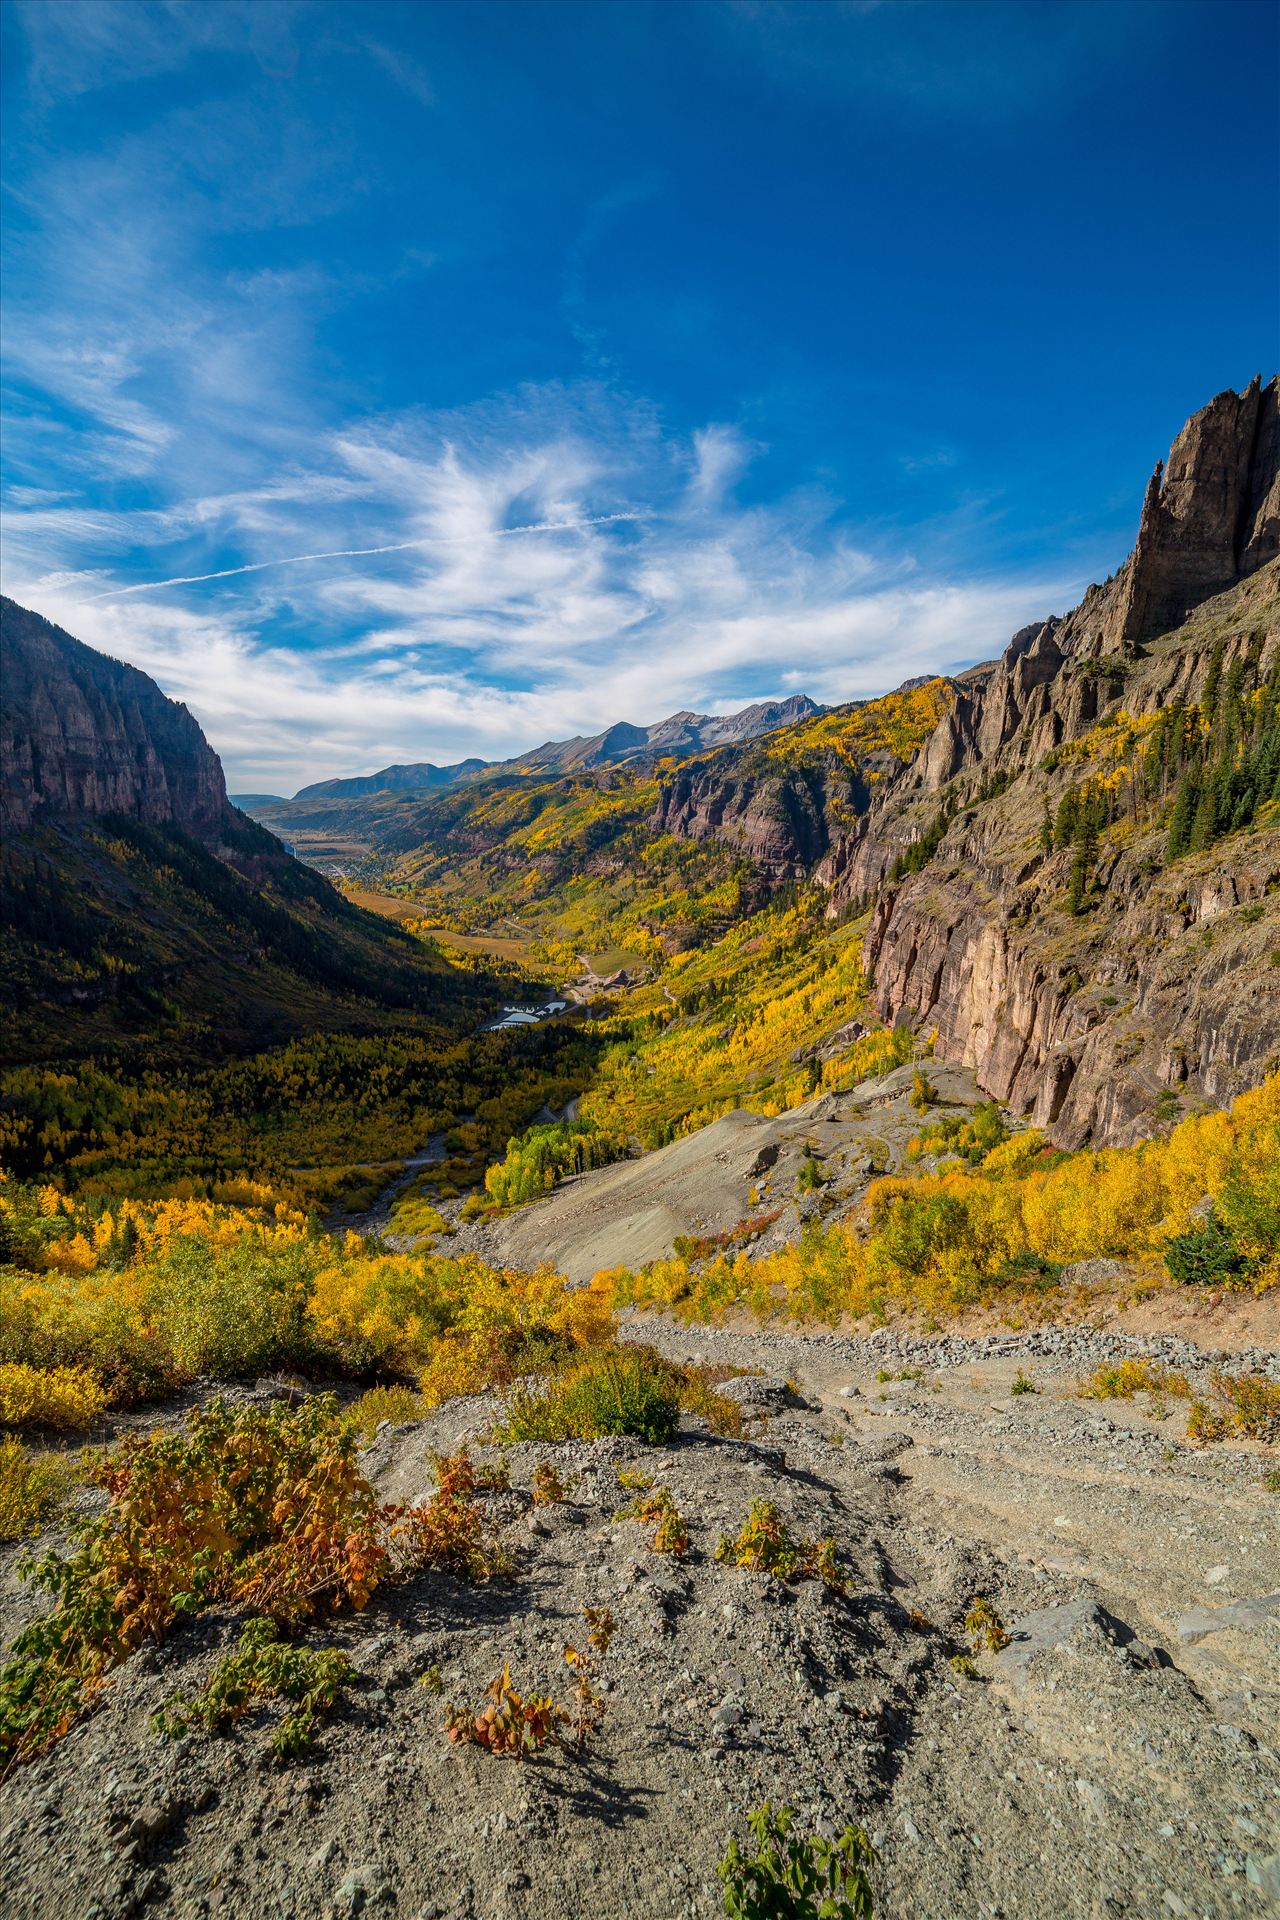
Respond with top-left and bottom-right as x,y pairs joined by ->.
89,510 -> 649,600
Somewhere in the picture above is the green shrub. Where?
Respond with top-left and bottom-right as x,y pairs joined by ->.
718,1803 -> 877,1919
797,1149 -> 824,1194
152,1617 -> 355,1759
873,1189 -> 969,1277
146,1236 -> 316,1378
0,1438 -> 78,1543
347,1384 -> 427,1439
1164,1208 -> 1252,1285
497,1346 -> 680,1446
715,1501 -> 848,1592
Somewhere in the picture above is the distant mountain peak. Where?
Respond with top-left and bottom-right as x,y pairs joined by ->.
284,692 -> 824,801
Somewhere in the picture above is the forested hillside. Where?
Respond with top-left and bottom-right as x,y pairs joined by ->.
0,602 -> 596,1202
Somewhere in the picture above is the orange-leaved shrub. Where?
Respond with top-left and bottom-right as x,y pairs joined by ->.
0,1401 -> 509,1776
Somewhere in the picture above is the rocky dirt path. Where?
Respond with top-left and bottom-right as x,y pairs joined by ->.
2,1317 -> 1276,1920
325,1136 -> 449,1241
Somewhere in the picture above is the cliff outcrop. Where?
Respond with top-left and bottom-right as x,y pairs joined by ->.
650,758 -> 862,878
1098,373 -> 1280,655
0,599 -> 230,839
655,380 -> 1280,1146
841,471 -> 1280,1146
855,618 -> 1280,1147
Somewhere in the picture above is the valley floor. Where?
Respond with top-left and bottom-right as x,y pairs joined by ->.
3,1312 -> 1276,1920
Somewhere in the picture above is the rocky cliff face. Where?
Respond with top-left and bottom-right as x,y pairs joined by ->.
855,614 -> 1280,1147
833,374 -> 1280,1146
1099,374 -> 1279,655
1,598 -> 230,839
650,757 -> 864,878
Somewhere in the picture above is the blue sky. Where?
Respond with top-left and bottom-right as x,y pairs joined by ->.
2,0 -> 1276,792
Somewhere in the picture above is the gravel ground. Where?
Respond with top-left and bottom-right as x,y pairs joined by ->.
2,1317 -> 1277,1920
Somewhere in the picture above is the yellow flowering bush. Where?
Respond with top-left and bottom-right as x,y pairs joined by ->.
0,1362 -> 110,1428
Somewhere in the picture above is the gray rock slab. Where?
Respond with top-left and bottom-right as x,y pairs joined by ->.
1175,1592 -> 1280,1645
997,1597 -> 1162,1692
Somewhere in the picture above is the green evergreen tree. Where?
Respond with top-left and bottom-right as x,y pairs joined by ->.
1166,770 -> 1197,861
1039,797 -> 1054,852
1201,638 -> 1225,727
1068,815 -> 1098,915
1188,781 -> 1218,853
1143,709 -> 1170,798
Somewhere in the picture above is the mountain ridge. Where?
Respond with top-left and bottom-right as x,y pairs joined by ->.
288,693 -> 821,802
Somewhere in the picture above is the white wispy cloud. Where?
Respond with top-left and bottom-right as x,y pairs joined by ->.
88,512 -> 653,599
7,386 -> 1085,792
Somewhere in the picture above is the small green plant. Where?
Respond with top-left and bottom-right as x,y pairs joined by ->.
715,1501 -> 848,1593
1186,1372 -> 1280,1445
614,1483 -> 688,1555
530,1461 -> 566,1505
151,1617 -> 355,1759
472,1453 -> 511,1491
347,1383 -> 425,1440
615,1465 -> 655,1492
797,1149 -> 824,1194
1261,1468 -> 1280,1493
964,1597 -> 1011,1654
718,1802 -> 877,1919
497,1346 -> 680,1446
1010,1370 -> 1037,1396
1080,1359 -> 1189,1401
949,1653 -> 978,1679
418,1663 -> 444,1693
